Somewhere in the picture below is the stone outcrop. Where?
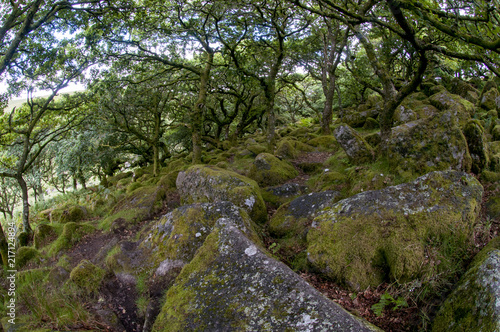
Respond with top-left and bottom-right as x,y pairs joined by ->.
307,171 -> 483,291
270,191 -> 342,238
428,90 -> 475,127
333,124 -> 374,164
152,218 -> 381,332
432,237 -> 500,332
388,112 -> 472,175
247,153 -> 298,187
463,119 -> 490,173
176,165 -> 267,224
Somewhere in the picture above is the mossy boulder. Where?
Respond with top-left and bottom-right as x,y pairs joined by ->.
152,219 -> 381,332
111,185 -> 166,224
388,113 -> 472,175
34,224 -> 58,249
307,135 -> 336,151
307,171 -> 483,291
275,138 -> 314,159
107,171 -> 133,188
262,183 -> 308,208
59,206 -> 88,224
429,90 -> 475,127
492,124 -> 500,141
269,191 -> 341,238
448,78 -> 479,103
158,171 -> 179,189
333,124 -> 374,164
486,196 -> 500,220
312,170 -> 348,192
145,201 -> 261,266
247,153 -> 298,187
463,119 -> 490,173
16,246 -> 42,269
489,141 -> 500,172
69,259 -> 105,294
480,87 -> 500,110
48,222 -> 96,256
176,165 -> 267,224
432,237 -> 500,332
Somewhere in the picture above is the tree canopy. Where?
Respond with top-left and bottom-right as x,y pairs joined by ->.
1,0 -> 499,235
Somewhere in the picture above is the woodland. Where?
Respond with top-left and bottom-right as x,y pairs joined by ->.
0,0 -> 500,331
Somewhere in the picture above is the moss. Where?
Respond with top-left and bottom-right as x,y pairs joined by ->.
333,124 -> 374,164
432,239 -> 500,332
16,231 -> 29,247
59,205 -> 87,224
34,224 -> 60,249
309,170 -> 348,192
152,230 -> 219,331
126,181 -> 143,194
107,171 -> 133,187
247,153 -> 298,187
16,246 -> 42,269
389,113 -> 472,175
363,117 -> 379,130
486,197 -> 500,220
275,138 -> 314,159
158,171 -> 179,189
463,119 -> 490,173
307,136 -> 338,151
481,170 -> 500,182
177,165 -> 267,224
307,171 -> 483,291
69,259 -> 105,294
48,222 -> 96,256
492,125 -> 500,141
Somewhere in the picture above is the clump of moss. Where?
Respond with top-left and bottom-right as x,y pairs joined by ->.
306,136 -> 337,151
463,119 -> 490,173
126,181 -> 143,194
247,153 -> 298,187
34,224 -> 60,249
48,222 -> 96,256
69,260 -> 105,294
59,206 -> 87,224
16,247 -> 42,269
275,138 -> 314,159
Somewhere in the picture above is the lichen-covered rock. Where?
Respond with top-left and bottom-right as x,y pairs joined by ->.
70,259 -> 105,294
307,135 -> 336,151
176,165 -> 267,224
333,124 -> 374,164
247,153 -> 298,187
262,183 -> 308,208
265,183 -> 308,198
341,107 -> 379,128
270,191 -> 342,238
112,185 -> 166,224
429,90 -> 475,126
463,119 -> 490,173
388,113 -> 472,175
448,78 -> 479,103
307,171 -> 483,291
144,201 -> 261,265
489,141 -> 500,172
480,88 -> 500,110
432,237 -> 500,332
275,138 -> 314,159
492,124 -> 500,142
152,219 -> 381,332
393,102 -> 437,126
